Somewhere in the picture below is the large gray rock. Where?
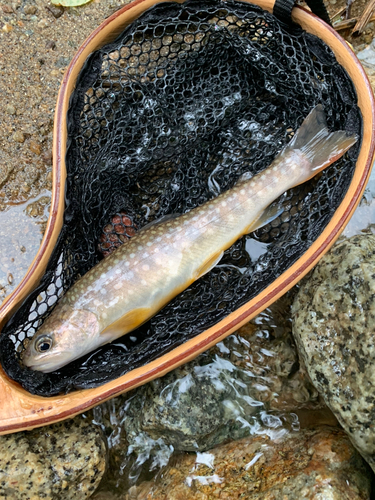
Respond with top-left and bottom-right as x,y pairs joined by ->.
292,234 -> 375,471
0,416 -> 107,499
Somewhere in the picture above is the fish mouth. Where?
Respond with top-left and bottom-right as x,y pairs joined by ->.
23,351 -> 78,373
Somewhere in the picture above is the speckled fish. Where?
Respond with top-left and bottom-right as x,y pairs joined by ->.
23,105 -> 357,373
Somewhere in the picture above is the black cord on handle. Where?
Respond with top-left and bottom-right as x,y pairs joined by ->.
274,0 -> 331,26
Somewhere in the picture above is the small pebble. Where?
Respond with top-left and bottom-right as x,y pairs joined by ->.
2,23 -> 12,32
55,55 -> 70,68
6,104 -> 16,115
42,151 -> 52,164
7,273 -> 13,285
29,140 -> 41,155
45,3 -> 64,18
23,4 -> 37,14
37,18 -> 49,29
45,39 -> 56,50
12,131 -> 25,143
1,4 -> 13,13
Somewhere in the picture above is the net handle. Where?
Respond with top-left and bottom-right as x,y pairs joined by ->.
273,0 -> 331,26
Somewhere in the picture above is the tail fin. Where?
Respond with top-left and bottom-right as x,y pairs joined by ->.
289,104 -> 358,172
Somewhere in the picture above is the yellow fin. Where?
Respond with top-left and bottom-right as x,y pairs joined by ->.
101,307 -> 151,338
194,251 -> 224,279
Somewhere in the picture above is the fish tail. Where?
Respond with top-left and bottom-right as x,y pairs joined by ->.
290,104 -> 358,173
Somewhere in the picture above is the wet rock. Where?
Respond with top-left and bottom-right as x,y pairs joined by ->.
132,427 -> 372,500
124,296 -> 323,453
292,234 -> 375,472
0,416 -> 107,499
25,195 -> 50,218
356,39 -> 375,68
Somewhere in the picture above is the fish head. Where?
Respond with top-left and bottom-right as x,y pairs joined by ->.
22,304 -> 101,373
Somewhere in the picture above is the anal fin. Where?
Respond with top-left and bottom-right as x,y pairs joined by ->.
194,251 -> 224,279
245,201 -> 284,234
101,307 -> 152,339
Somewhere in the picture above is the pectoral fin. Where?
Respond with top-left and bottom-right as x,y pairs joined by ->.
139,213 -> 181,233
100,307 -> 152,339
194,251 -> 224,279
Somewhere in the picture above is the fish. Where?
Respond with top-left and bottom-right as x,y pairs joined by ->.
22,105 -> 357,373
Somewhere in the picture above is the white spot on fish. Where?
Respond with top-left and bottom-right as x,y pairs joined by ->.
138,246 -> 143,250
100,273 -> 107,279
100,289 -> 107,295
102,312 -> 107,319
157,237 -> 162,242
273,166 -> 278,171
240,189 -> 245,195
147,241 -> 153,246
142,264 -> 150,271
130,253 -> 135,258
114,283 -> 122,290
141,280 -> 147,286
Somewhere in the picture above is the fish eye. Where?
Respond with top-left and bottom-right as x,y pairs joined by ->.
35,336 -> 53,353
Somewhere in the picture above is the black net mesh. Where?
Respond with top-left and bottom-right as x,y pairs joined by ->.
0,0 -> 361,395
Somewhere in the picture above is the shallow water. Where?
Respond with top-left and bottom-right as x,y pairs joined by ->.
0,192 -> 50,303
90,293 -> 321,498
